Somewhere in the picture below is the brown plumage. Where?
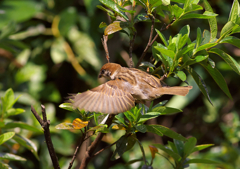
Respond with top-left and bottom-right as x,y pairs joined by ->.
71,63 -> 192,114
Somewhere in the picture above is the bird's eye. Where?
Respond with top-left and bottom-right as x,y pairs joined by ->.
101,69 -> 105,74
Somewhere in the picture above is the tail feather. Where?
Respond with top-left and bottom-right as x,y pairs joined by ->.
159,86 -> 192,96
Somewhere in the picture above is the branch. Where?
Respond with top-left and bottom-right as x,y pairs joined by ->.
79,115 -> 115,169
135,18 -> 174,68
136,14 -> 155,68
129,33 -> 136,68
68,130 -> 86,169
31,105 -> 60,169
101,35 -> 110,63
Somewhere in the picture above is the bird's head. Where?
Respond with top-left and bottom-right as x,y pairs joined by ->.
98,63 -> 122,80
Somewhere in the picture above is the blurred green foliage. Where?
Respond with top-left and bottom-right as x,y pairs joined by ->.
1,0 -> 240,168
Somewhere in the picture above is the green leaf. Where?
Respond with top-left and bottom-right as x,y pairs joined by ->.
0,21 -> 17,39
155,29 -> 168,46
111,135 -> 128,160
13,134 -> 38,159
5,108 -> 25,118
186,159 -> 220,164
175,71 -> 187,81
154,144 -> 181,162
55,122 -> 75,129
196,27 -> 202,49
176,43 -> 196,60
185,4 -> 203,13
179,12 -> 218,21
99,0 -> 129,21
125,134 -> 137,152
161,0 -> 170,6
172,4 -> 184,19
209,48 -> 240,75
203,0 -> 218,42
58,7 -> 77,36
0,132 -> 15,145
201,30 -> 211,45
124,111 -> 134,123
0,162 -> 10,169
2,122 -> 42,133
136,124 -> 147,133
219,36 -> 240,48
191,144 -> 214,153
200,62 -> 232,99
134,13 -> 151,23
168,141 -> 178,154
59,103 -> 74,111
195,43 -> 217,53
115,114 -> 127,126
88,124 -> 109,133
228,0 -> 239,23
185,66 -> 212,104
0,1 -> 42,29
151,106 -> 182,115
138,112 -> 161,123
183,137 -> 197,156
51,37 -> 68,64
97,5 -> 114,15
146,125 -> 186,141
174,139 -> 185,157
154,47 -> 175,59
99,22 -> 107,28
0,153 -> 26,161
220,21 -> 236,39
185,51 -> 209,66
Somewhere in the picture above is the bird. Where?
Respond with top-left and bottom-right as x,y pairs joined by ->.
70,63 -> 192,114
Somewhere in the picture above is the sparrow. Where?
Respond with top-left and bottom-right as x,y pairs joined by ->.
71,63 -> 192,114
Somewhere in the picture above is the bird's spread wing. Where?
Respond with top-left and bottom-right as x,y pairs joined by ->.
71,80 -> 135,114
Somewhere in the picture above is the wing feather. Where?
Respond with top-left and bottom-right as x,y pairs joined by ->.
72,80 -> 135,114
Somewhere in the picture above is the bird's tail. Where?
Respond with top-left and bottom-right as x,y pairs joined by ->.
159,86 -> 193,96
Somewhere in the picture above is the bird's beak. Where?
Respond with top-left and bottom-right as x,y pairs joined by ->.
98,73 -> 102,78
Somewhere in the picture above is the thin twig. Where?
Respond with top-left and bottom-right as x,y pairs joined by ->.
92,139 -> 118,157
79,115 -> 115,169
129,33 -> 136,68
68,130 -> 86,169
136,19 -> 174,68
101,35 -> 110,62
136,14 -> 155,68
31,105 -> 60,169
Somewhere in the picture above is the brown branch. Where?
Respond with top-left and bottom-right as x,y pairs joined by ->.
68,130 -> 86,169
31,105 -> 60,169
129,33 -> 136,68
101,35 -> 110,63
136,14 -> 155,68
92,139 -> 118,158
136,19 -> 174,68
79,115 -> 115,169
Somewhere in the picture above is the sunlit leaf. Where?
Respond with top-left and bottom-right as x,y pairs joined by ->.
219,36 -> 240,48
55,122 -> 75,129
2,122 -> 41,133
191,144 -> 214,153
228,0 -> 239,23
134,13 -> 151,23
203,0 -> 218,42
13,134 -> 38,159
0,132 -> 15,145
59,103 -> 74,111
104,21 -> 123,35
0,153 -> 26,161
220,21 -> 236,39
112,124 -> 126,130
72,118 -> 89,129
88,124 -> 108,133
99,0 -> 129,20
175,71 -> 187,81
